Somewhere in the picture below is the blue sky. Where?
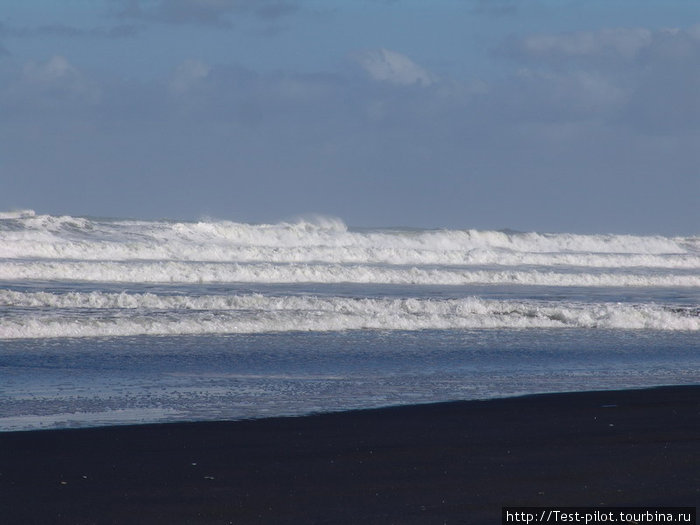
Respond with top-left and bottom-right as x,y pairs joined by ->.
1,0 -> 698,233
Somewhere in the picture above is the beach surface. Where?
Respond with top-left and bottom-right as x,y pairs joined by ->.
1,385 -> 698,524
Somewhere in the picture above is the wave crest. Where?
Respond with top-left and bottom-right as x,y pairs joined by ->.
1,290 -> 697,339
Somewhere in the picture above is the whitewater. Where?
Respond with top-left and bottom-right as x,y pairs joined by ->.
1,211 -> 698,430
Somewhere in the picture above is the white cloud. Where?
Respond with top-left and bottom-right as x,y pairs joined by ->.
355,48 -> 436,86
0,21 -> 139,39
20,55 -> 100,103
519,28 -> 653,60
512,68 -> 627,119
504,25 -> 700,66
688,24 -> 700,39
470,0 -> 517,17
170,59 -> 210,94
499,26 -> 700,133
115,0 -> 299,26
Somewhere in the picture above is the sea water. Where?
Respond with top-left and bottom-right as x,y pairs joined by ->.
0,210 -> 698,430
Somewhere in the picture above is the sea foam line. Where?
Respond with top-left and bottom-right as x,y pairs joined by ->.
2,212 -> 698,256
0,291 -> 698,338
0,260 -> 698,287
2,240 -> 698,269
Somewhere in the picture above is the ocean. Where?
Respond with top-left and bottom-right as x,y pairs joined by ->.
1,210 -> 698,431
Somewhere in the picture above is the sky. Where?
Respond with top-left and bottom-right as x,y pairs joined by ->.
0,0 -> 698,234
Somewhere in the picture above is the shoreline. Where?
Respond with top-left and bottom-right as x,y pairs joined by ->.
1,385 -> 698,524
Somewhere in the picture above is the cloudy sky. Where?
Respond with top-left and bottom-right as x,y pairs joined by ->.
1,0 -> 698,234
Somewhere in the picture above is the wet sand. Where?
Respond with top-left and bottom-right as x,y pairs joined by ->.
1,385 -> 698,524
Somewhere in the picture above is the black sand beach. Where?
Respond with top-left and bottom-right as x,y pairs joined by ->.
1,385 -> 698,524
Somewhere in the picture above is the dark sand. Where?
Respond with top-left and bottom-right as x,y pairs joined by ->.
1,386 -> 698,524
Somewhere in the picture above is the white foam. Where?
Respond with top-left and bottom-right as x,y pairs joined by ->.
1,213 -> 697,338
0,259 -> 697,287
2,238 -> 698,269
1,213 -> 698,270
0,209 -> 36,219
0,407 -> 181,432
1,291 -> 697,338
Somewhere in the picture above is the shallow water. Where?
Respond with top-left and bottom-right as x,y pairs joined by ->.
2,329 -> 698,431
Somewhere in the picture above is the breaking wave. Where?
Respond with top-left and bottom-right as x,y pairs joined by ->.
0,260 -> 698,287
1,290 -> 697,338
1,212 -> 698,339
1,213 -> 698,269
